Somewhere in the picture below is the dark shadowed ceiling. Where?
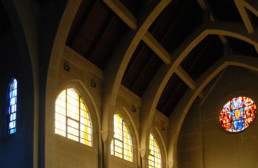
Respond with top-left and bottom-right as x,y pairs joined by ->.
0,1 -> 11,33
67,0 -> 258,117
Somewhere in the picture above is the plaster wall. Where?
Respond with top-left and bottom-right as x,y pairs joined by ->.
178,67 -> 258,168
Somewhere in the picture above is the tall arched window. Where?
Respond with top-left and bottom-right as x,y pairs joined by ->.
8,79 -> 17,134
148,133 -> 161,168
55,88 -> 92,146
111,114 -> 133,162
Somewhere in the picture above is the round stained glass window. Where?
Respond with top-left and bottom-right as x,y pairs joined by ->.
219,96 -> 256,132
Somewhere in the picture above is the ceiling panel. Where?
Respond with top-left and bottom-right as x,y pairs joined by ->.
67,0 -> 129,70
226,36 -> 258,57
149,0 -> 203,53
181,35 -> 224,80
207,0 -> 242,22
0,2 -> 11,33
157,74 -> 188,117
122,41 -> 163,96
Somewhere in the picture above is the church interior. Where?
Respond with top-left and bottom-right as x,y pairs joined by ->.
0,0 -> 257,167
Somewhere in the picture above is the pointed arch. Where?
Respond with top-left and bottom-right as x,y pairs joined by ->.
55,88 -> 93,146
148,132 -> 162,168
111,113 -> 133,162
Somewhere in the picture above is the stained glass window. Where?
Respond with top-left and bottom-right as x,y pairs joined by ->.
55,88 -> 92,146
219,96 -> 256,132
111,114 -> 133,162
8,79 -> 17,134
148,133 -> 161,168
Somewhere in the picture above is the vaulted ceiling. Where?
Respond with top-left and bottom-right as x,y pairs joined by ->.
66,0 -> 258,117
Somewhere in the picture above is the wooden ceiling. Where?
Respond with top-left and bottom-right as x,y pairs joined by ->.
0,1 -> 11,33
67,0 -> 258,117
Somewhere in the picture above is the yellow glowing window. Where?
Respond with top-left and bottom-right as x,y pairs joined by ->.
55,88 -> 92,146
111,114 -> 133,162
148,134 -> 161,168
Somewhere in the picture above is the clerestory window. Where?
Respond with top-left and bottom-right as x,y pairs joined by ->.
55,88 -> 92,146
148,133 -> 161,168
111,114 -> 133,162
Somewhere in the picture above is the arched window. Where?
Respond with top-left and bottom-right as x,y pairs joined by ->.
8,79 -> 17,134
55,88 -> 92,146
111,114 -> 133,162
148,133 -> 161,168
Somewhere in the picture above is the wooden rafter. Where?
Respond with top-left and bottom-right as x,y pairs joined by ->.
103,0 -> 137,29
234,0 -> 255,34
142,31 -> 172,65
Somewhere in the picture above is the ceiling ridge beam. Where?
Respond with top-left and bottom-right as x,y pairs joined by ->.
103,0 -> 137,29
234,0 -> 255,33
142,31 -> 172,65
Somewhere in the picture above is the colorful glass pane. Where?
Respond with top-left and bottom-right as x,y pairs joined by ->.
219,96 -> 256,132
111,114 -> 133,162
55,88 -> 92,146
148,134 -> 161,168
8,79 -> 17,134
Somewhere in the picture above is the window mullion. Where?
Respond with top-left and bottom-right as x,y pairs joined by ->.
66,89 -> 68,138
79,97 -> 81,141
122,120 -> 124,159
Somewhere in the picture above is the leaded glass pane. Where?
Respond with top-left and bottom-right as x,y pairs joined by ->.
111,114 -> 133,162
8,79 -> 17,135
148,134 -> 162,168
55,88 -> 92,146
219,96 -> 256,132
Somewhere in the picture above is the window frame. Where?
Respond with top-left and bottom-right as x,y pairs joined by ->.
55,88 -> 93,146
148,132 -> 162,168
219,96 -> 257,133
111,113 -> 133,162
8,78 -> 18,135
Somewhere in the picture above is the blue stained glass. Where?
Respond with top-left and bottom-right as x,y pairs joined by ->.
10,128 -> 16,134
9,90 -> 17,98
9,121 -> 16,129
11,105 -> 16,113
8,79 -> 17,134
14,80 -> 17,89
10,113 -> 16,121
10,97 -> 16,105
